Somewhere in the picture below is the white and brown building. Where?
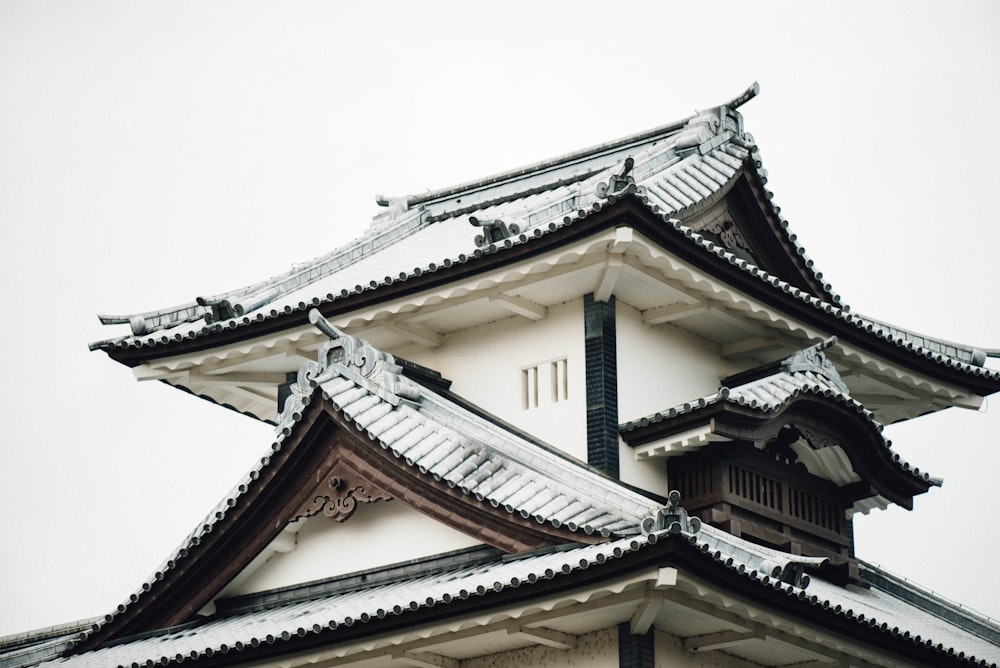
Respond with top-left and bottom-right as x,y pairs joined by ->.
4,84 -> 1000,668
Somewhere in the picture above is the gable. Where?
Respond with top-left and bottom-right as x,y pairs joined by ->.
680,173 -> 831,301
73,316 -> 659,651
215,501 -> 480,601
51,518 -> 1000,668
618,340 -> 941,573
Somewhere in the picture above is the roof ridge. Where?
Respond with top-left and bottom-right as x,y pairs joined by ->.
375,83 -> 759,211
97,208 -> 430,338
852,313 -> 988,367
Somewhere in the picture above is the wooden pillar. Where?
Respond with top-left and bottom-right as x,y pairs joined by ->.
618,622 -> 654,667
585,293 -> 619,478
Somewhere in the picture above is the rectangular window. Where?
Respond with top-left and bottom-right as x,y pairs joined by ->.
522,366 -> 538,409
522,358 -> 568,409
551,358 -> 568,402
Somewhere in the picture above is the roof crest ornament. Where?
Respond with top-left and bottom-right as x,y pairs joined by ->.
723,81 -> 760,111
469,216 -> 520,248
280,310 -> 421,422
309,309 -> 421,405
640,490 -> 702,536
782,336 -> 850,393
595,157 -> 646,200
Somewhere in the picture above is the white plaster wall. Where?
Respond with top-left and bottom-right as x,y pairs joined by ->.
655,629 -> 761,668
615,302 -> 739,495
462,627 -> 617,668
397,299 -> 588,462
227,500 -> 479,597
453,625 -> 783,668
618,439 -> 670,498
387,298 -> 747,496
616,302 -> 736,425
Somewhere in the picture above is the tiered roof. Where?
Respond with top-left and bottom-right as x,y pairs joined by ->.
18,308 -> 991,667
90,84 -> 998,402
621,337 -> 939,512
10,524 -> 1000,667
8,86 -> 996,668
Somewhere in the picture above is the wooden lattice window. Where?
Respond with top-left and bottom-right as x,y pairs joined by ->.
522,358 -> 568,410
728,464 -> 783,512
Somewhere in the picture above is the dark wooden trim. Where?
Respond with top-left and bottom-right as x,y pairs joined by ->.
140,534 -> 981,668
726,172 -> 834,302
618,622 -> 654,667
585,293 -> 619,478
317,402 -> 598,553
101,194 -> 1000,397
73,401 -> 332,650
75,391 -> 597,650
622,395 -> 932,510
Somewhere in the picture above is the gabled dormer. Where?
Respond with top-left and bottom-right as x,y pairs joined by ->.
620,338 -> 939,577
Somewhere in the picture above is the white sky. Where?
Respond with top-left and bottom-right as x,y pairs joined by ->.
2,0 -> 999,638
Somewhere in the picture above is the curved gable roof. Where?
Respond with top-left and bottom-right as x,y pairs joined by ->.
90,88 -> 998,398
73,312 -> 659,651
621,339 -> 939,510
89,85 -> 830,344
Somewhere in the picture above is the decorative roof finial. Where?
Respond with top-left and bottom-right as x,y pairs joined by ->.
277,311 -> 421,425
596,157 -> 645,200
782,336 -> 849,393
641,490 -> 702,536
724,81 -> 760,111
470,217 -> 519,248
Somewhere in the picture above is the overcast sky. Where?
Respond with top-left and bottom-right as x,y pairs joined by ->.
2,1 -> 999,638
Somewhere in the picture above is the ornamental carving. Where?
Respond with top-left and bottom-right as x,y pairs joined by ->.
796,424 -> 838,452
704,219 -> 753,257
470,216 -> 519,248
641,489 -> 702,536
765,426 -> 801,466
293,461 -> 393,523
595,157 -> 646,199
278,310 -> 421,424
782,336 -> 849,394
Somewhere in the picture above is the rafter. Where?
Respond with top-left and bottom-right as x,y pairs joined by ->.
593,226 -> 633,303
490,292 -> 547,320
393,651 -> 460,668
683,628 -> 763,652
629,568 -> 677,635
386,322 -> 444,347
721,337 -> 783,359
630,589 -> 664,635
506,623 -> 577,649
666,591 -> 882,668
594,255 -> 624,303
643,301 -> 705,325
188,371 -> 289,387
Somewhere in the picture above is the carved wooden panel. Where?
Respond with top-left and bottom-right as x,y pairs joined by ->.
293,459 -> 393,523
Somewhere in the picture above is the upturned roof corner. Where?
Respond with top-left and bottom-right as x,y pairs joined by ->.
38,82 -> 1000,668
88,84 -> 999,406
278,309 -> 421,427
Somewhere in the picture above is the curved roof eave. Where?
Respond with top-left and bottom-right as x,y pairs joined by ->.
620,385 -> 938,509
58,528 -> 1000,668
93,193 -> 1000,397
75,323 -> 664,650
